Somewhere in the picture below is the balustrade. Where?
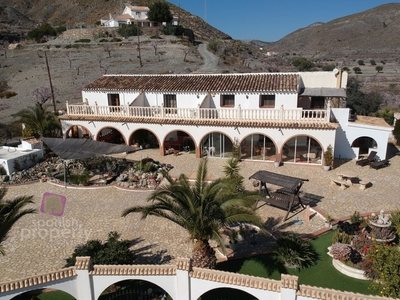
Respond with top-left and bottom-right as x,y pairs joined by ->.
66,104 -> 328,122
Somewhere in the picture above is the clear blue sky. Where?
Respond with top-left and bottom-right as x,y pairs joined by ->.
168,0 -> 399,41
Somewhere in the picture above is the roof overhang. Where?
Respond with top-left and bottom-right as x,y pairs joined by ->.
300,88 -> 346,98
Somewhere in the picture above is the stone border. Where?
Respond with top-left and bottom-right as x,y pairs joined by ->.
331,259 -> 368,280
90,265 -> 176,276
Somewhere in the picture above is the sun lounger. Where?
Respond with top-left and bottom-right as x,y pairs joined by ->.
356,151 -> 377,166
369,159 -> 389,170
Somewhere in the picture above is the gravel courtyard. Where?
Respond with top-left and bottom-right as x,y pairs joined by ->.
1,150 -> 400,282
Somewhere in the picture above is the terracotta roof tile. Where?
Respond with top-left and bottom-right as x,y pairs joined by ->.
59,115 -> 337,130
84,73 -> 300,93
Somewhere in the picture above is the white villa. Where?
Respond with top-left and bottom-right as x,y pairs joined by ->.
60,70 -> 392,164
101,4 -> 179,28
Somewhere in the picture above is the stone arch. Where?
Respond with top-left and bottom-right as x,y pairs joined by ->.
95,278 -> 174,300
351,136 -> 377,157
10,288 -> 76,300
163,130 -> 196,153
65,125 -> 92,139
239,133 -> 277,161
96,126 -> 126,145
281,135 -> 323,164
199,131 -> 234,158
197,287 -> 258,300
129,128 -> 160,149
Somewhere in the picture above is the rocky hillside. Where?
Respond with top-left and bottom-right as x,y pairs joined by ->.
268,3 -> 400,59
0,0 -> 230,41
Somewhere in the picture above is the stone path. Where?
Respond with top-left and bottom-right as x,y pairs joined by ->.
1,150 -> 399,282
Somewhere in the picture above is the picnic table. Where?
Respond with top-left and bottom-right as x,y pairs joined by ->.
336,172 -> 358,185
249,171 -> 308,220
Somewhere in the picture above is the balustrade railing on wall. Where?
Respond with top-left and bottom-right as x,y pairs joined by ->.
66,103 -> 329,122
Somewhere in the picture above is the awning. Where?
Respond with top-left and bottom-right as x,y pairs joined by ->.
301,88 -> 346,98
42,138 -> 135,160
200,93 -> 216,108
130,92 -> 150,107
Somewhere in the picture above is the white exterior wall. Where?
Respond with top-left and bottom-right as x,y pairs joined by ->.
0,278 -> 78,300
122,7 -> 148,20
299,71 -> 348,88
0,148 -> 43,176
103,19 -> 119,28
81,91 -> 299,109
332,108 -> 391,160
61,120 -> 336,156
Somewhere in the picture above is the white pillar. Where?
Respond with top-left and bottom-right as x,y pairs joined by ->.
75,257 -> 94,300
280,274 -> 298,300
176,258 -> 191,300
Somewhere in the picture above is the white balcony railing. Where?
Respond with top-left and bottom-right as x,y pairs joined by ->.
66,103 -> 329,122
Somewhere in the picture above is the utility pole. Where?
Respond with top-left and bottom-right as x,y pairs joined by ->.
44,51 -> 57,115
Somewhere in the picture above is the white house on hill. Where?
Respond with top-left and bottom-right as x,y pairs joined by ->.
60,70 -> 392,164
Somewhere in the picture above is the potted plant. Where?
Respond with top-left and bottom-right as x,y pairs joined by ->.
274,153 -> 282,167
323,145 -> 333,171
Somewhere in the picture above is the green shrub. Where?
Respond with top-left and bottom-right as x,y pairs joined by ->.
99,38 -> 108,42
148,0 -> 173,23
0,91 -> 17,98
353,66 -> 362,74
332,230 -> 352,244
366,244 -> 400,297
55,25 -> 66,34
207,39 -> 221,53
350,211 -> 362,224
65,231 -> 137,266
376,65 -> 383,73
74,38 -> 91,43
323,145 -> 333,166
322,64 -> 335,71
357,59 -> 364,66
274,233 -> 319,269
370,59 -> 376,65
292,57 -> 314,71
393,118 -> 400,145
117,24 -> 141,38
27,23 -> 57,42
111,37 -> 122,42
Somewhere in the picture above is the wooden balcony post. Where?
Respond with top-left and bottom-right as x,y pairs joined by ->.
95,101 -> 99,115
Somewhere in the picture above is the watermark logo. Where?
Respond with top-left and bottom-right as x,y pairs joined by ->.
40,192 -> 66,217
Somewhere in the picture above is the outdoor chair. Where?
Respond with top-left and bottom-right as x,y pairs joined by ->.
369,159 -> 389,170
356,151 -> 377,166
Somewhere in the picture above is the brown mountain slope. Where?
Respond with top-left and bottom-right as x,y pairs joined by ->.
269,3 -> 400,58
0,0 -> 230,40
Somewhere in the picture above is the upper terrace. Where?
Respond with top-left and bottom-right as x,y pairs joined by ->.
64,102 -> 331,125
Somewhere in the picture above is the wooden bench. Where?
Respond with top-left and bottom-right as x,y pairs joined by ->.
330,178 -> 350,190
265,192 -> 294,211
249,170 -> 307,221
359,180 -> 371,190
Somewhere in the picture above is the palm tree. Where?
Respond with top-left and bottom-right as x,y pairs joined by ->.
122,159 -> 261,268
12,103 -> 61,138
0,188 -> 36,255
